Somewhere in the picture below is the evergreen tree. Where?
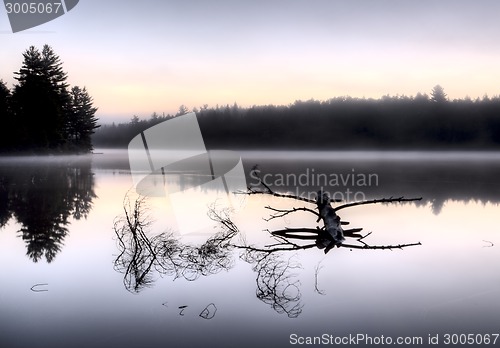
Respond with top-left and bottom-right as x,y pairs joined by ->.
66,86 -> 99,152
0,80 -> 10,114
40,45 -> 69,94
430,85 -> 447,103
0,80 -> 12,150
12,45 -> 68,149
177,104 -> 189,116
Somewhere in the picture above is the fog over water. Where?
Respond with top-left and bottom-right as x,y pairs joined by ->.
0,150 -> 498,348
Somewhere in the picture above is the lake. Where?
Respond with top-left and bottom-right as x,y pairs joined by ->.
1,150 -> 499,348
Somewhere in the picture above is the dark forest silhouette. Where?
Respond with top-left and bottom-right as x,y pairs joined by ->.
0,45 -> 99,154
93,86 -> 500,150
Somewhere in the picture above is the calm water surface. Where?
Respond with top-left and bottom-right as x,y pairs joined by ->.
0,150 -> 499,348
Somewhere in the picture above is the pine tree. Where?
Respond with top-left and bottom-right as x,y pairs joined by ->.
40,45 -> 69,94
66,86 -> 99,152
430,85 -> 447,103
177,104 -> 189,116
0,80 -> 12,150
12,45 -> 69,149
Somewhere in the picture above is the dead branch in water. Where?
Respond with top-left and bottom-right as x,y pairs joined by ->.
241,169 -> 422,254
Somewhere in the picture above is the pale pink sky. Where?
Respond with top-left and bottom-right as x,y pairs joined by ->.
2,0 -> 500,123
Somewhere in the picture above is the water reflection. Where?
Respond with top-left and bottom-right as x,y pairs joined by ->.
91,150 -> 500,211
241,151 -> 500,214
0,157 -> 96,262
113,190 -> 421,318
113,194 -> 305,317
113,195 -> 237,292
241,251 -> 303,318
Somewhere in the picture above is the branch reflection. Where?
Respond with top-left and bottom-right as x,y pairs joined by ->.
113,195 -> 237,292
241,251 -> 303,318
113,194 -> 303,318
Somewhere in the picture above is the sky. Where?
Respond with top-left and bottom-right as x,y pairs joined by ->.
1,0 -> 500,123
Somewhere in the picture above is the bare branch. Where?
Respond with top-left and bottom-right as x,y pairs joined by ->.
233,243 -> 317,254
334,196 -> 422,212
271,227 -> 322,240
264,206 -> 320,221
245,186 -> 317,204
343,228 -> 363,238
245,166 -> 318,204
339,241 -> 422,250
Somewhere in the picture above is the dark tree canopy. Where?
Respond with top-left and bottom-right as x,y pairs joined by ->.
0,80 -> 12,149
1,44 -> 98,153
0,80 -> 9,111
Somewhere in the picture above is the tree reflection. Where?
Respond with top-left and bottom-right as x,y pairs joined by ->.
0,158 -> 96,262
0,176 -> 12,227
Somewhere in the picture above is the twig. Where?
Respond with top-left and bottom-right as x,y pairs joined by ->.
314,261 -> 326,295
264,206 -> 320,221
334,196 -> 422,212
246,186 -> 317,204
233,243 -> 317,254
483,240 -> 494,248
30,283 -> 48,292
340,242 -> 422,250
245,167 -> 318,204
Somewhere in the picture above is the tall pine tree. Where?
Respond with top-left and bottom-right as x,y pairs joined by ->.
12,45 -> 69,149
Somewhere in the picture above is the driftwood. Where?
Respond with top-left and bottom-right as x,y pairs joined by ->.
242,170 -> 422,254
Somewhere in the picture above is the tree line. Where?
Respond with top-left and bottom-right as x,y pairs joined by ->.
93,85 -> 500,150
0,45 -> 99,153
